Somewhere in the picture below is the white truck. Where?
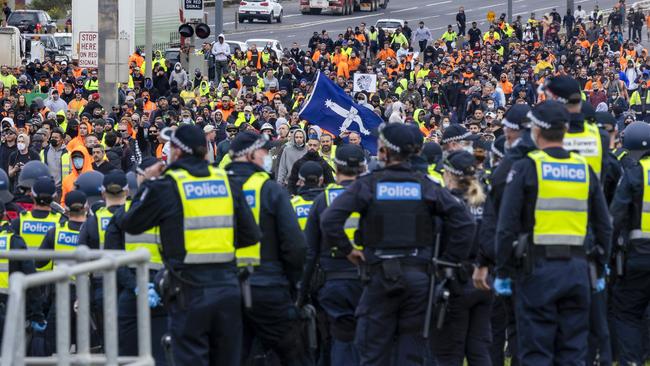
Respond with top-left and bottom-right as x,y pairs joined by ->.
0,26 -> 22,67
300,0 -> 387,15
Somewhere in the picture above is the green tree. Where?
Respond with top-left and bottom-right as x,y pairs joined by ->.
28,0 -> 71,20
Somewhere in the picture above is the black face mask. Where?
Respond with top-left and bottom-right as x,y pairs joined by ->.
49,139 -> 59,147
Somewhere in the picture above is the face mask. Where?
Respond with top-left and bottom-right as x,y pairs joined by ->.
262,155 -> 273,173
487,103 -> 495,109
462,145 -> 474,155
92,76 -> 97,81
17,143 -> 25,151
50,139 -> 59,147
520,79 -> 526,85
175,66 -> 181,71
182,117 -> 191,124
73,157 -> 84,170
530,128 -> 539,148
443,122 -> 450,129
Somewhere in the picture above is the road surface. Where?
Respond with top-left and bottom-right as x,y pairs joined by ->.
203,0 -> 623,48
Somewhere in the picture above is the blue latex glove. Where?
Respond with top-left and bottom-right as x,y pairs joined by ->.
595,278 -> 606,292
494,277 -> 512,296
604,265 -> 611,277
31,320 -> 47,332
134,283 -> 155,296
148,286 -> 161,308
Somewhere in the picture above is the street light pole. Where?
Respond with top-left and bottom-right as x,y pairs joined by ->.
567,0 -> 574,15
508,0 -> 512,23
215,0 -> 224,39
145,0 -> 153,81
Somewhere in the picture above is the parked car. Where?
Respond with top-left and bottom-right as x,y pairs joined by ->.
21,33 -> 68,62
164,48 -> 180,65
7,10 -> 57,34
238,0 -> 283,23
245,38 -> 284,59
226,40 -> 248,54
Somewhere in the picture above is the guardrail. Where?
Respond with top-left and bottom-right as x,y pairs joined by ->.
0,246 -> 154,366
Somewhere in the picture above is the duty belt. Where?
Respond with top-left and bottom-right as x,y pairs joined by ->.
324,270 -> 359,281
533,245 -> 585,260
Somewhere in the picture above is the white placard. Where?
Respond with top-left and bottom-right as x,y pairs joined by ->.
78,31 -> 99,68
353,73 -> 377,93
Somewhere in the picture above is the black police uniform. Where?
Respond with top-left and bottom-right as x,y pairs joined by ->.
116,153 -> 260,366
104,204 -> 169,365
0,223 -> 44,346
495,103 -> 612,365
321,144 -> 474,364
226,160 -> 311,365
609,122 -> 650,365
430,151 -> 492,366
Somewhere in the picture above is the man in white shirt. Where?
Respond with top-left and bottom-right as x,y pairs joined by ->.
211,33 -> 231,86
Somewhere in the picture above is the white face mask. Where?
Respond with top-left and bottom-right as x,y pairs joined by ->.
530,128 -> 539,148
17,143 -> 25,151
73,157 -> 84,169
462,145 -> 474,155
443,122 -> 450,129
262,155 -> 273,173
182,117 -> 191,124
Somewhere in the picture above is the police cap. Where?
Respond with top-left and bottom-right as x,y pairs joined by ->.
443,150 -> 476,176
229,131 -> 272,158
581,102 -> 596,122
528,101 -> 570,130
0,169 -> 13,204
622,121 -> 650,153
103,170 -> 128,194
74,171 -> 104,205
65,190 -> 87,210
501,104 -> 531,130
171,124 -> 207,155
441,124 -> 479,145
421,142 -> 443,165
334,144 -> 365,168
492,135 -> 506,158
379,123 -> 420,155
32,176 -> 56,198
299,161 -> 323,182
544,76 -> 582,104
137,157 -> 160,175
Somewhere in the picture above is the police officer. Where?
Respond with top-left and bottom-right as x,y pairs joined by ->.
102,170 -> 168,365
431,150 -> 492,365
595,111 -> 624,205
473,103 -> 532,366
12,177 -> 63,256
301,144 -> 366,366
12,161 -> 51,215
73,171 -> 105,213
0,199 -> 46,346
421,141 -> 445,186
115,124 -> 260,366
37,190 -> 88,356
543,75 -> 613,366
321,123 -> 474,365
291,161 -> 324,231
440,124 -> 480,155
494,101 -> 612,365
226,131 -> 310,365
609,121 -> 650,365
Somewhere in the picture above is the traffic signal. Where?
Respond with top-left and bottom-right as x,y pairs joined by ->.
179,23 -> 194,38
195,23 -> 211,39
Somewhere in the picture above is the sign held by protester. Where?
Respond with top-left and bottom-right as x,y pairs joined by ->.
78,31 -> 98,68
353,73 -> 377,93
300,71 -> 382,153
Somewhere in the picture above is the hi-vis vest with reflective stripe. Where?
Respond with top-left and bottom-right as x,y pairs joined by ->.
40,149 -> 71,177
291,195 -> 313,230
427,164 -> 445,187
166,166 -> 236,264
95,207 -> 114,250
236,171 -> 270,267
529,150 -> 589,246
563,122 -> 603,179
52,221 -> 80,269
631,158 -> 650,240
123,201 -> 163,269
19,211 -> 59,250
324,184 -> 362,250
0,231 -> 11,293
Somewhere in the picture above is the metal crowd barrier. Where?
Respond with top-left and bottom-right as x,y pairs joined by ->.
0,246 -> 155,366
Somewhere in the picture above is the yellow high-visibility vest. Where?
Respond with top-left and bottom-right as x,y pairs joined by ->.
563,121 -> 603,179
236,172 -> 269,267
324,183 -> 362,251
291,195 -> 314,231
631,157 -> 650,240
529,150 -> 589,246
0,230 -> 12,293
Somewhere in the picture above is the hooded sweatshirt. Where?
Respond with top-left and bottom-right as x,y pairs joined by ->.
169,62 -> 189,89
66,119 -> 92,154
276,129 -> 307,186
60,145 -> 94,206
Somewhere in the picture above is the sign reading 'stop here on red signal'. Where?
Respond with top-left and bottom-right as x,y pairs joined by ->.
79,31 -> 99,68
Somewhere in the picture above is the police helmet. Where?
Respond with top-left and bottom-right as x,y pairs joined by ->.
622,122 -> 650,158
0,169 -> 13,203
18,161 -> 50,189
74,171 -> 104,205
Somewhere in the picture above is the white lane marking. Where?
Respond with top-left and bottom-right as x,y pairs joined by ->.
426,0 -> 452,7
475,2 -> 506,10
287,34 -> 296,37
407,14 -> 440,22
392,6 -> 418,13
